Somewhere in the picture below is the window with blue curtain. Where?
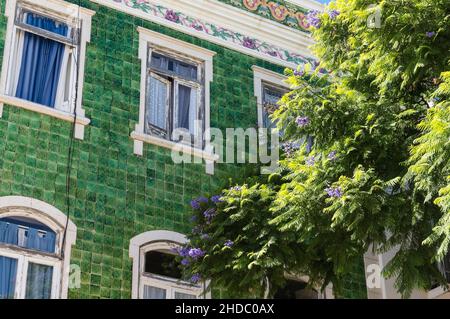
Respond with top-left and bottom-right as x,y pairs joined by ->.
0,216 -> 57,299
0,217 -> 56,254
15,13 -> 69,108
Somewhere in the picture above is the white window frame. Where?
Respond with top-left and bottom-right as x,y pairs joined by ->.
129,230 -> 211,300
252,66 -> 290,129
132,27 -> 217,175
0,0 -> 95,140
0,196 -> 77,299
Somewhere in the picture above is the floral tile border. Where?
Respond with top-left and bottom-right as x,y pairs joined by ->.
107,0 -> 315,67
219,0 -> 310,32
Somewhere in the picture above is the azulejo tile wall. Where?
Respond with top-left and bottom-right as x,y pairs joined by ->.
0,0 -> 366,299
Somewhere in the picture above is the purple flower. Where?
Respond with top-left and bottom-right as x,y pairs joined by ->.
281,141 -> 301,156
426,31 -> 436,38
305,156 -> 316,166
165,10 -> 180,23
188,248 -> 205,259
294,70 -> 304,77
190,215 -> 198,222
296,116 -> 310,127
201,233 -> 210,240
211,195 -> 223,203
181,258 -> 190,266
197,196 -> 209,203
190,274 -> 201,284
231,186 -> 242,191
177,247 -> 191,257
242,37 -> 257,50
325,187 -> 343,198
203,208 -> 216,221
306,10 -> 321,28
224,240 -> 234,247
328,10 -> 340,20
327,151 -> 337,161
190,200 -> 201,210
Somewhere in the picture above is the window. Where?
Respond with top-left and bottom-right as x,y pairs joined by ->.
253,66 -> 290,130
261,82 -> 289,130
0,0 -> 95,140
9,6 -> 78,111
0,217 -> 58,299
129,230 -> 209,299
0,196 -> 77,299
146,51 -> 203,146
132,28 -> 217,175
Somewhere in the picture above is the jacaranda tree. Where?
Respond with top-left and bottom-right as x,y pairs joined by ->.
176,0 -> 450,298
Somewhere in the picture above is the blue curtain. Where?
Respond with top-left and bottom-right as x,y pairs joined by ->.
0,256 -> 17,299
0,218 -> 56,254
15,13 -> 68,107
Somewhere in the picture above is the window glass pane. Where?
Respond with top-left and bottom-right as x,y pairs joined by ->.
151,53 -> 197,81
144,251 -> 182,279
15,25 -> 67,107
0,217 -> 56,253
262,84 -> 286,129
22,12 -> 69,37
143,285 -> 166,299
25,263 -> 53,299
146,75 -> 168,133
175,292 -> 197,299
0,256 -> 18,299
175,84 -> 198,136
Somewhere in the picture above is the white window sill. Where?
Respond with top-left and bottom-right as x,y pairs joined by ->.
131,131 -> 218,174
0,94 -> 90,140
428,285 -> 449,299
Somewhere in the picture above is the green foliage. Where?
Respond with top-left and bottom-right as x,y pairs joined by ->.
180,0 -> 450,298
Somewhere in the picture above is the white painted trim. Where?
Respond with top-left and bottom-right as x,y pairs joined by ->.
0,94 -> 91,125
0,0 -> 95,140
131,131 -> 219,162
133,28 -> 217,174
0,196 -> 77,299
253,66 -> 290,129
90,0 -> 316,69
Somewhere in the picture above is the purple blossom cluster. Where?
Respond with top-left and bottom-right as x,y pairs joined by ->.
190,196 -> 209,210
305,156 -> 316,166
294,69 -> 304,77
325,187 -> 343,198
281,141 -> 300,156
231,186 -> 242,191
188,248 -> 206,259
306,10 -> 321,28
328,10 -> 340,20
426,31 -> 436,38
224,240 -> 234,247
203,208 -> 216,223
211,195 -> 223,203
327,151 -> 337,161
190,274 -> 201,284
296,116 -> 310,127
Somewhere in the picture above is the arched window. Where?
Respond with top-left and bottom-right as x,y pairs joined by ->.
129,230 -> 207,299
0,196 -> 76,299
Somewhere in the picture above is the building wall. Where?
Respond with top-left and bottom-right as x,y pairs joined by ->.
0,0 -> 367,299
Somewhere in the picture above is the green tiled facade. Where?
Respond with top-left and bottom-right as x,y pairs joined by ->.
0,0 -> 366,299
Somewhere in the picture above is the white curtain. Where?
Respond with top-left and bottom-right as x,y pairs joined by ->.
143,285 -> 166,299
